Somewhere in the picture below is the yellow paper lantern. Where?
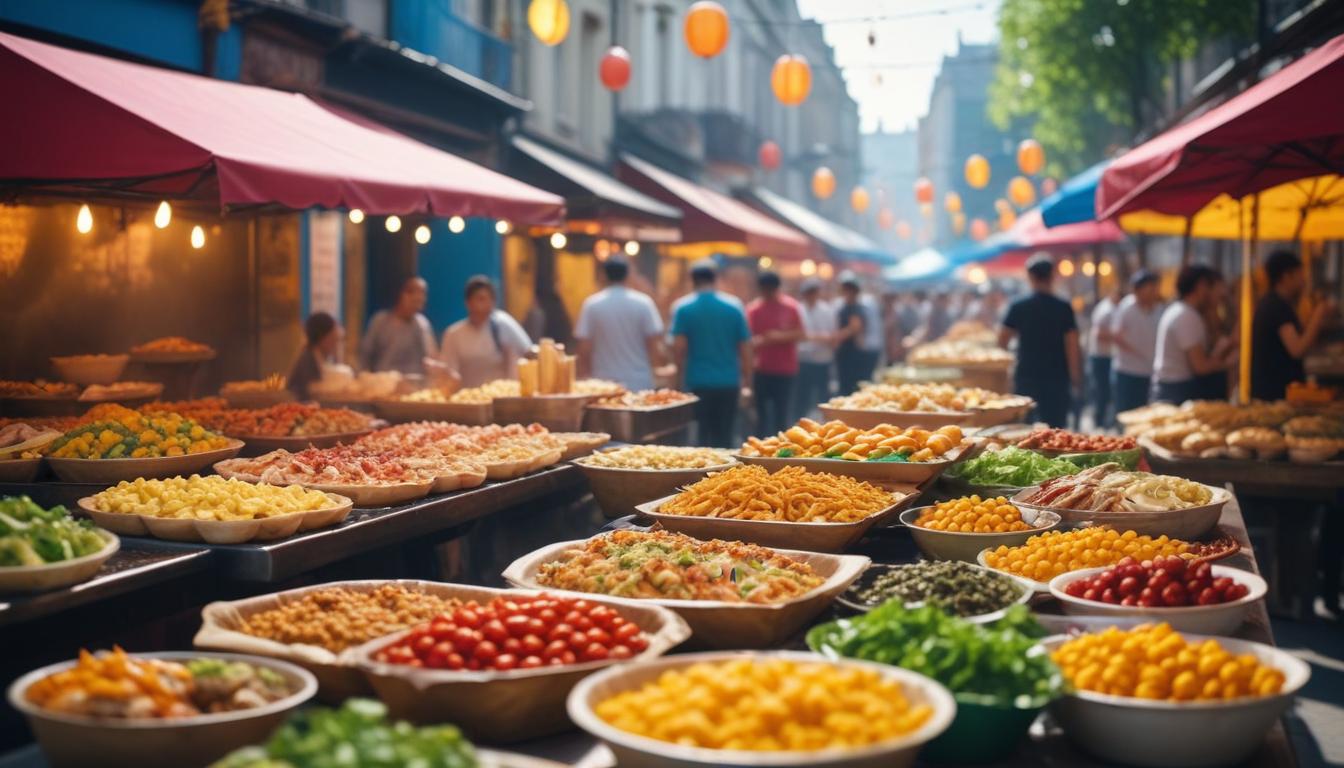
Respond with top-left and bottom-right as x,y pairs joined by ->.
943,191 -> 962,213
811,166 -> 836,199
914,177 -> 934,204
850,186 -> 870,213
527,0 -> 570,46
964,154 -> 990,189
878,208 -> 895,230
1017,139 -> 1045,176
951,211 -> 966,235
771,54 -> 812,106
684,1 -> 730,59
970,218 -> 989,241
1008,176 -> 1036,208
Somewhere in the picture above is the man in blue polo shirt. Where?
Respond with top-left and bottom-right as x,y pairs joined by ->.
671,260 -> 752,447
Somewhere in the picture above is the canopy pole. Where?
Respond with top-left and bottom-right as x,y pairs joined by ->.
1238,193 -> 1259,405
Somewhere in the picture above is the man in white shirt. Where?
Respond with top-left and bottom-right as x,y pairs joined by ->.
1152,265 -> 1233,403
1107,270 -> 1164,416
1087,288 -> 1120,427
793,278 -> 837,419
574,257 -> 664,391
437,275 -> 531,388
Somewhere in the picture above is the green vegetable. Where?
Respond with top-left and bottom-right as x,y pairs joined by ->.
211,699 -> 478,768
775,447 -> 796,458
866,452 -> 910,463
948,447 -> 1080,488
0,496 -> 105,567
807,604 -> 1066,709
856,562 -> 1026,617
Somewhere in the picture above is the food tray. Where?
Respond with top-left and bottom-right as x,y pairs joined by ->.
230,431 -> 372,454
967,399 -> 1035,426
633,489 -> 919,553
0,456 -> 43,483
425,464 -> 488,494
482,452 -> 560,481
0,529 -> 119,594
817,405 -> 976,430
492,394 -> 593,432
581,399 -> 698,443
350,585 -> 692,742
195,580 -> 491,702
373,398 -> 493,425
76,382 -> 164,403
45,440 -> 245,483
77,493 -> 353,544
571,459 -> 739,519
1048,565 -> 1267,635
734,442 -> 967,485
129,348 -> 217,363
551,431 -> 611,461
8,651 -> 316,768
50,354 -> 129,386
1011,482 -> 1229,540
503,539 -> 871,649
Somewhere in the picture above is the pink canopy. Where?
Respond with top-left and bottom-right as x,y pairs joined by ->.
1008,208 -> 1127,252
1097,33 -> 1344,219
0,32 -> 564,222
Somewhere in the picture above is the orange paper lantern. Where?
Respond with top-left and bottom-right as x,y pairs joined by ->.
758,140 -> 781,171
964,154 -> 990,189
896,220 -> 912,239
998,208 -> 1018,230
811,167 -> 836,199
970,218 -> 990,241
1017,139 -> 1045,176
951,211 -> 966,235
943,191 -> 962,213
878,208 -> 895,230
1041,177 -> 1059,196
914,177 -> 934,204
599,46 -> 631,90
771,54 -> 812,106
1008,176 -> 1036,208
527,0 -> 570,46
994,198 -> 1011,214
850,186 -> 870,213
684,2 -> 730,59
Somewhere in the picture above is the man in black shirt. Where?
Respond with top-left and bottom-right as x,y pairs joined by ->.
999,256 -> 1082,427
1251,250 -> 1333,401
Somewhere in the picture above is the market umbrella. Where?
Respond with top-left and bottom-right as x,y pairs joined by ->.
1118,175 -> 1344,240
947,208 -> 1126,265
1040,161 -> 1109,227
882,248 -> 953,287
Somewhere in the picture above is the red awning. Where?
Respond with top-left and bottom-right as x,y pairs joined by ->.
1010,208 -> 1127,251
0,32 -> 564,223
617,154 -> 814,259
1097,33 -> 1344,219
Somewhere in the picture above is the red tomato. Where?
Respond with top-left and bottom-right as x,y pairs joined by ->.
522,635 -> 545,654
563,610 -> 583,626
560,650 -> 577,665
614,623 -> 641,643
1101,588 -> 1118,604
538,608 -> 558,624
573,616 -> 594,631
430,620 -> 454,638
582,643 -> 610,662
547,623 -> 574,643
499,600 -> 521,617
547,657 -> 565,666
1161,583 -> 1188,606
1121,595 -> 1138,607
452,627 -> 479,653
1149,569 -> 1172,590
1083,588 -> 1099,602
1197,587 -> 1220,606
1211,577 -> 1233,593
482,619 -> 509,644
473,640 -> 499,663
495,653 -> 518,671
527,617 -> 545,636
544,639 -> 568,660
504,615 -> 532,637
567,631 -> 589,652
520,655 -> 544,669
626,635 -> 648,653
609,644 -> 633,660
502,637 -> 522,655
467,658 -> 482,671
587,628 -> 612,646
1117,577 -> 1140,597
589,606 -> 614,625
414,635 -> 436,655
608,616 -> 627,631
445,652 -> 465,670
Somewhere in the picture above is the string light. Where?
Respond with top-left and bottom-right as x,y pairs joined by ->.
414,225 -> 432,244
76,204 -> 93,234
818,262 -> 834,280
624,241 -> 640,256
385,215 -> 402,233
550,232 -> 567,249
154,201 -> 172,229
190,225 -> 205,249
758,256 -> 773,269
348,209 -> 365,224
966,266 -> 988,284
800,258 -> 817,276
1099,262 -> 1114,277
1082,261 -> 1096,277
448,216 -> 466,233
494,219 -> 511,235
1059,258 -> 1075,277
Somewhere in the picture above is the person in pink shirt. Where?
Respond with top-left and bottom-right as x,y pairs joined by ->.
747,270 -> 804,436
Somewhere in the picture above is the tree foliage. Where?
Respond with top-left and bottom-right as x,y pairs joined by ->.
988,0 -> 1254,176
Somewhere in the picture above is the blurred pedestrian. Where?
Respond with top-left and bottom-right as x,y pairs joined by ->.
574,257 -> 665,391
1252,250 -> 1335,401
999,256 -> 1081,428
834,273 -> 881,396
1152,266 -> 1233,403
288,312 -> 343,400
795,278 -> 836,420
437,275 -> 532,388
359,276 -> 437,375
671,260 -> 752,448
1108,270 -> 1163,417
1087,286 -> 1121,427
746,270 -> 803,436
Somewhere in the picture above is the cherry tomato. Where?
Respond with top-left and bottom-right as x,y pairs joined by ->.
1083,588 -> 1100,602
547,657 -> 565,666
445,652 -> 465,670
495,653 -> 518,671
452,627 -> 479,653
538,608 -> 558,624
544,639 -> 568,660
625,635 -> 648,653
1117,576 -> 1140,597
1211,577 -> 1233,594
1197,587 -> 1220,606
502,637 -> 522,655
560,650 -> 577,665
1149,569 -> 1172,590
482,619 -> 509,644
615,623 -> 641,643
1120,595 -> 1138,607
527,617 -> 545,636
467,658 -> 482,671
587,628 -> 612,646
430,620 -> 454,638
1161,582 -> 1187,606
547,623 -> 574,643
414,635 -> 436,654
473,640 -> 499,663
521,655 -> 544,669
582,643 -> 610,662
609,644 -> 633,660
567,631 -> 590,652
1101,588 -> 1118,604
504,615 -> 531,637
456,609 -> 481,628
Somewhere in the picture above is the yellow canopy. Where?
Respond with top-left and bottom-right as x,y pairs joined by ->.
1119,175 -> 1344,240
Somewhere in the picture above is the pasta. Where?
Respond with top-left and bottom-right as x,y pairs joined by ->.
90,475 -> 336,521
658,464 -> 894,523
742,419 -> 962,462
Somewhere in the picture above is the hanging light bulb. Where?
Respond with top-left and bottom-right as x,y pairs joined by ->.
800,259 -> 817,277
1058,258 -> 1075,277
414,225 -> 432,244
385,215 -> 402,233
448,216 -> 466,234
624,241 -> 640,256
76,204 -> 93,234
348,209 -> 365,224
190,225 -> 205,249
494,219 -> 511,235
550,232 -> 567,249
1099,261 -> 1113,277
1082,261 -> 1096,277
154,201 -> 172,229
818,262 -> 834,280
758,256 -> 773,269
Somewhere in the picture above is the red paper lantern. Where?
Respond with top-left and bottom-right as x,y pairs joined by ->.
758,140 -> 781,171
970,218 -> 990,241
771,54 -> 812,106
599,46 -> 631,91
914,177 -> 934,205
685,1 -> 730,59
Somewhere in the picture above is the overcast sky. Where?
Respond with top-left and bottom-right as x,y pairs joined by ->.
795,0 -> 1002,134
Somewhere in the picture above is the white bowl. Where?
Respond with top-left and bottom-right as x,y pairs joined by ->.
49,354 -> 129,386
1012,483 -> 1229,541
1042,633 -> 1309,768
900,505 -> 1061,563
567,650 -> 957,768
1048,565 -> 1267,636
0,529 -> 119,594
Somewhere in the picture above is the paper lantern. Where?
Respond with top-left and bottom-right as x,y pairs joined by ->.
599,46 -> 631,91
943,191 -> 962,213
1041,177 -> 1059,196
919,202 -> 933,218
878,209 -> 895,230
850,186 -> 870,213
914,177 -> 934,204
998,209 -> 1017,230
1017,139 -> 1045,176
970,218 -> 990,241
758,140 -> 781,171
964,154 -> 990,189
527,0 -> 570,46
811,167 -> 835,199
951,211 -> 966,235
1008,176 -> 1036,208
896,220 -> 912,239
771,54 -> 811,106
684,1 -> 729,59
